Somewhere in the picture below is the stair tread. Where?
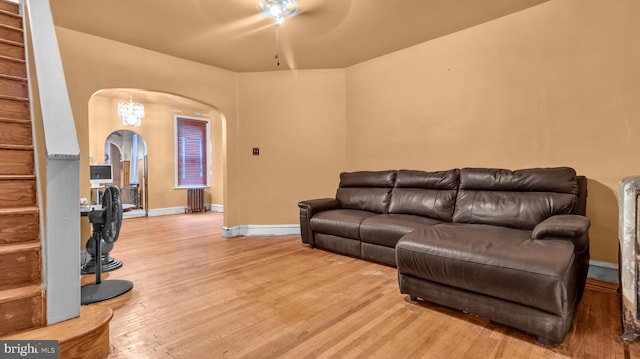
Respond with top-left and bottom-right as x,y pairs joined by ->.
0,53 -> 23,63
0,72 -> 25,81
0,22 -> 21,32
0,174 -> 35,180
0,93 -> 27,101
0,240 -> 40,252
0,37 -> 22,47
0,206 -> 38,215
0,143 -> 33,150
0,2 -> 18,16
0,116 -> 29,123
0,284 -> 42,303
0,8 -> 21,19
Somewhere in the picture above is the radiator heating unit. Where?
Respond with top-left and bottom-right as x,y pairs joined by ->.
620,176 -> 640,344
186,187 -> 206,213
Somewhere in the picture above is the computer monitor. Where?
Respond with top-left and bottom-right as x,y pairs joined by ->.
89,164 -> 113,188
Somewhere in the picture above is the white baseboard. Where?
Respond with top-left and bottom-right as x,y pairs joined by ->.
123,209 -> 146,219
148,207 -> 187,217
588,260 -> 618,283
222,224 -> 300,238
130,205 -> 222,218
208,204 -> 224,212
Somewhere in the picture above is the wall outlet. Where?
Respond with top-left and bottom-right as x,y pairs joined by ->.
252,147 -> 260,156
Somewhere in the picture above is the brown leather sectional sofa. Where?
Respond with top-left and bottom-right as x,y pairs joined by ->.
298,167 -> 590,344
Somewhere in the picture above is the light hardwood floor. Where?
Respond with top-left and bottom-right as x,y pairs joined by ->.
83,212 -> 640,358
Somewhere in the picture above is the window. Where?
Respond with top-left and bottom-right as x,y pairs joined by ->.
175,117 -> 209,187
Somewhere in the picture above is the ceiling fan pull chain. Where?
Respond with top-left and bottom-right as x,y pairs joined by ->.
274,26 -> 280,66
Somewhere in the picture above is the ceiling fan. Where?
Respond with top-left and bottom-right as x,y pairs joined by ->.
196,0 -> 351,68
256,0 -> 299,65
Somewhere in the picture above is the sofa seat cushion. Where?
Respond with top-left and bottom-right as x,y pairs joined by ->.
396,223 -> 577,316
310,209 -> 377,240
360,214 -> 442,247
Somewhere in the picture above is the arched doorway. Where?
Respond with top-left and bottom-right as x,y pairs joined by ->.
105,130 -> 148,217
88,88 -> 226,217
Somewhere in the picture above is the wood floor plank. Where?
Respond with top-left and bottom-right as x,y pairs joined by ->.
81,212 -> 638,358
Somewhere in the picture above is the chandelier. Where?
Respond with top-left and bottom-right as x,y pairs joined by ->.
257,0 -> 299,66
118,98 -> 144,127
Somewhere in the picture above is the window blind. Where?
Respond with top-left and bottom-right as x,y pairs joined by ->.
177,118 -> 207,187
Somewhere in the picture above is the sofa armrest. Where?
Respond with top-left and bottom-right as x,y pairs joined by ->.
532,214 -> 590,240
298,198 -> 341,214
532,214 -> 591,298
298,198 -> 340,246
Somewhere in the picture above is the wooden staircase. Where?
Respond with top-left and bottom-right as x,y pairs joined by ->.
0,3 -> 113,358
0,0 -> 46,337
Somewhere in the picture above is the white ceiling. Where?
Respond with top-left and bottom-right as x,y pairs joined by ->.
50,0 -> 549,73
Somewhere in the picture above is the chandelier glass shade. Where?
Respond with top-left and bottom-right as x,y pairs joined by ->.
257,0 -> 299,27
118,99 -> 144,127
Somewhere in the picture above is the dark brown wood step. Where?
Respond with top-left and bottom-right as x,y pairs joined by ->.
0,73 -> 26,97
0,1 -> 19,15
0,38 -> 23,60
0,55 -> 25,77
0,285 -> 45,336
0,95 -> 28,119
0,147 -> 33,175
0,9 -> 21,29
0,176 -> 36,207
0,113 -> 30,146
0,206 -> 38,244
0,23 -> 22,43
0,241 -> 42,289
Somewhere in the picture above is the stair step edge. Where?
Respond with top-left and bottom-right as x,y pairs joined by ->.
0,206 -> 39,215
0,174 -> 36,180
0,240 -> 40,252
0,285 -> 43,303
0,8 -> 22,19
0,117 -> 30,124
0,144 -> 33,150
0,72 -> 26,81
0,94 -> 28,102
0,53 -> 24,63
0,22 -> 21,32
0,2 -> 19,16
0,38 -> 23,47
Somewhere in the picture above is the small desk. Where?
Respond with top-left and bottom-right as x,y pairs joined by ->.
81,203 -> 135,216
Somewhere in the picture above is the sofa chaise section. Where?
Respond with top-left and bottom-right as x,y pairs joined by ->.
395,167 -> 590,343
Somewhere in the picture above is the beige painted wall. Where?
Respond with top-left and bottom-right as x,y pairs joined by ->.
345,0 -> 640,263
237,70 -> 347,224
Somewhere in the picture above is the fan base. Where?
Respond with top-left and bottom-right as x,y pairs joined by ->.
81,279 -> 133,305
81,256 -> 123,274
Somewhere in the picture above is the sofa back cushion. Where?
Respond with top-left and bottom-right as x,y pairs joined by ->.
389,169 -> 459,221
336,170 -> 396,213
452,167 -> 578,230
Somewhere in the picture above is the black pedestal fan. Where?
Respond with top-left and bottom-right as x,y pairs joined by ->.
81,185 -> 133,305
